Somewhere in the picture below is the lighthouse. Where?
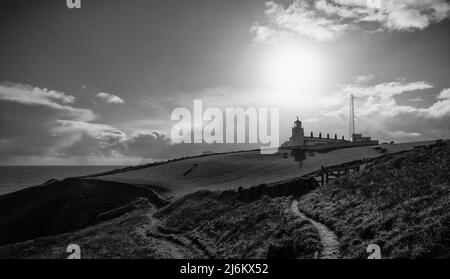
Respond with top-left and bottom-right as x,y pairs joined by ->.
289,117 -> 305,146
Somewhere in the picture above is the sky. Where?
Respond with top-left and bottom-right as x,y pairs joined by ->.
0,0 -> 450,165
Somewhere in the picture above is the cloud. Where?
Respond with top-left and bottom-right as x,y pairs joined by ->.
0,82 -> 94,122
408,97 -> 425,102
319,81 -> 450,142
0,82 -> 259,164
116,130 -> 260,160
388,131 -> 421,137
252,1 -> 352,42
48,120 -> 127,158
252,0 -> 450,42
0,82 -> 76,104
118,131 -> 174,159
53,120 -> 127,146
96,92 -> 125,104
355,74 -> 375,83
2,80 -> 447,164
338,81 -> 434,101
0,82 -> 99,163
438,88 -> 450,99
421,89 -> 450,118
332,81 -> 450,119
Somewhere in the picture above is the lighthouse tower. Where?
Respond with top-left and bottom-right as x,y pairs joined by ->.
289,117 -> 305,146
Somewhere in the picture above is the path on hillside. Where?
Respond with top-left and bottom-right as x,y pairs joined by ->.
291,201 -> 340,259
134,211 -> 209,259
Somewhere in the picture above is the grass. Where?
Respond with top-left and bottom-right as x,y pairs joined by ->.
95,146 -> 386,197
93,141 -> 434,198
0,140 -> 443,259
0,179 -> 168,246
156,189 -> 322,258
0,207 -> 156,259
0,177 -> 321,259
298,141 -> 450,258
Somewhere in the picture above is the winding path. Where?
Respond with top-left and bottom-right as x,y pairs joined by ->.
134,210 -> 209,259
291,201 -> 340,259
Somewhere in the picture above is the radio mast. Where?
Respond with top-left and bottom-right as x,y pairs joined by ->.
349,94 -> 355,140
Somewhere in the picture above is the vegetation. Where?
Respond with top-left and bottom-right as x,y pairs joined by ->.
156,186 -> 322,258
1,141 -> 447,259
0,179 -> 168,245
93,145 -> 386,198
0,205 -> 159,259
0,178 -> 321,259
298,141 -> 450,258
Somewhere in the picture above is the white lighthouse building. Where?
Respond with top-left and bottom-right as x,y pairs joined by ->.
282,117 -> 377,149
289,117 -> 305,146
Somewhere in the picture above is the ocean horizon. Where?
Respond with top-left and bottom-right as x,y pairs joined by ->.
0,166 -> 125,196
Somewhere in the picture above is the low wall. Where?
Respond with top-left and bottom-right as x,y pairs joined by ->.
282,140 -> 379,151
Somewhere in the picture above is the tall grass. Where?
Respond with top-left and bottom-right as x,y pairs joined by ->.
298,142 -> 450,258
157,191 -> 322,258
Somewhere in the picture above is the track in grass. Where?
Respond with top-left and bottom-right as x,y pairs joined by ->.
291,200 -> 340,259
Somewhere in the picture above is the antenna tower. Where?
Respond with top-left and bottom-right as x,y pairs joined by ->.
349,94 -> 355,139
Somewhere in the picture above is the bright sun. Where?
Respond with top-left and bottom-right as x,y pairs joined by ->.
262,45 -> 324,101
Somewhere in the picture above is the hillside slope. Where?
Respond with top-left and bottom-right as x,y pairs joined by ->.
0,178 -> 321,259
0,179 -> 168,246
94,141 -> 434,197
0,140 -> 442,258
297,141 -> 450,258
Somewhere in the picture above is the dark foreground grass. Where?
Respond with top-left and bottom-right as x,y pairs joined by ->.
298,142 -> 450,258
0,178 -> 321,258
0,206 -> 159,259
157,191 -> 322,259
0,179 -> 168,246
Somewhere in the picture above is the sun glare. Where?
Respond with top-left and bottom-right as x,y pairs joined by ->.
262,45 -> 324,102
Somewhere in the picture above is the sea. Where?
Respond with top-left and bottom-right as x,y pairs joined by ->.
0,166 -> 124,196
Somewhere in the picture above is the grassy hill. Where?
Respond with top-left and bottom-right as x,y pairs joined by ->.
0,179 -> 168,246
297,141 -> 450,258
0,140 -> 444,258
93,141 -> 434,197
0,178 -> 321,259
